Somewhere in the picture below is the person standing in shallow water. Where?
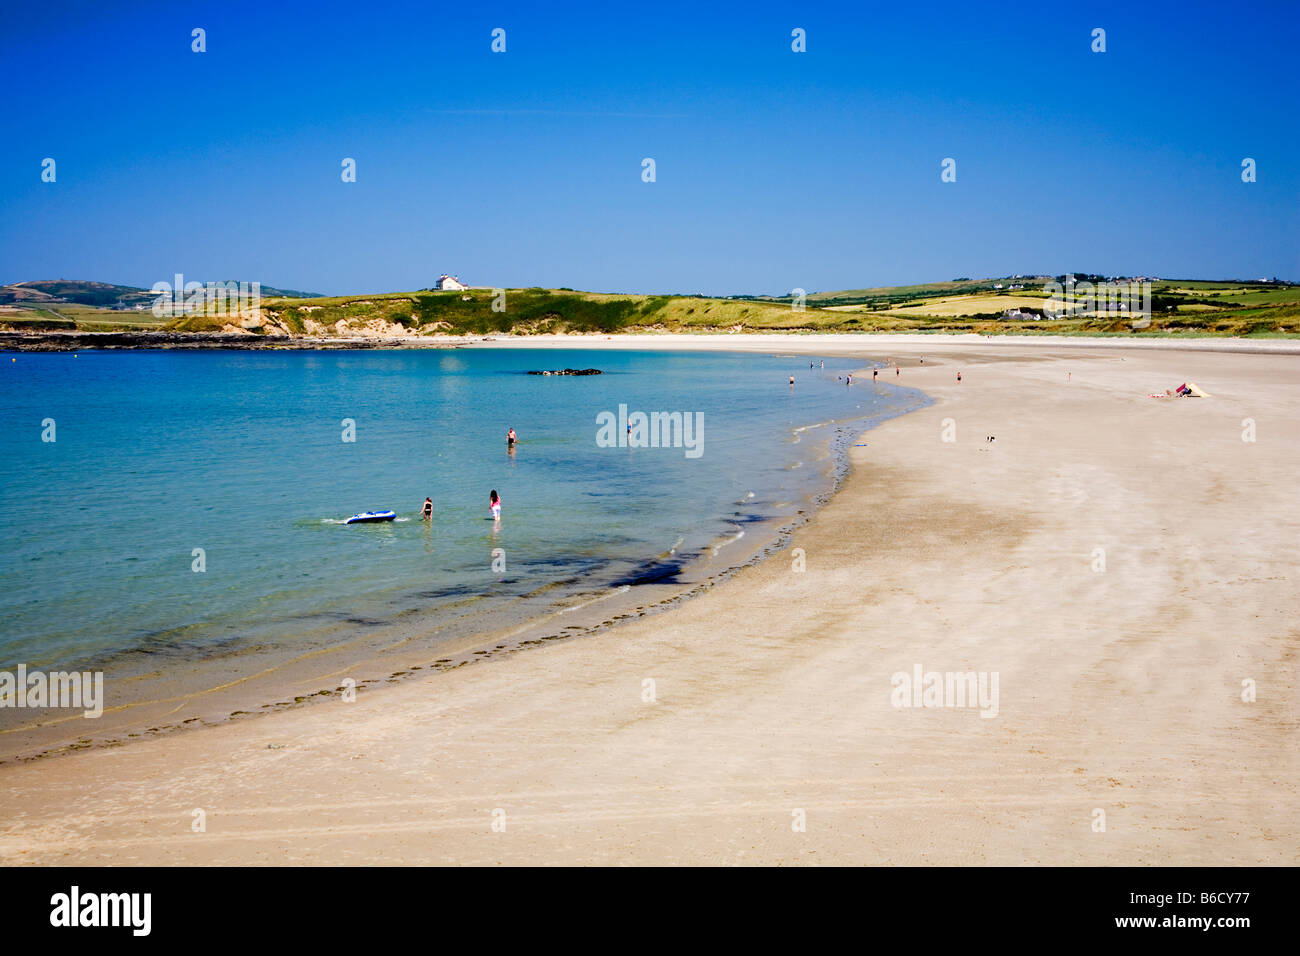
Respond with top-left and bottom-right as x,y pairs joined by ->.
421,497 -> 433,521
489,489 -> 501,520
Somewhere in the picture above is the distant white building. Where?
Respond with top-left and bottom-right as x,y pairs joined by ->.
435,274 -> 468,291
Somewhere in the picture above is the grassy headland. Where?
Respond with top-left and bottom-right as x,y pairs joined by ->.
3,277 -> 1297,339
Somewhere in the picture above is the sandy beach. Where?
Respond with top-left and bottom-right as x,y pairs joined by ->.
1,336 -> 1296,866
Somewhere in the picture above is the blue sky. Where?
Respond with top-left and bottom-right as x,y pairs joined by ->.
2,0 -> 1296,295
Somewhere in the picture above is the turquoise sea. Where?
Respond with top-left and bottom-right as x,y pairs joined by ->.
0,347 -> 926,733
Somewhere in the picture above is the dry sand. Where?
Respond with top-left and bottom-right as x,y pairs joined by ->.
1,337 -> 1296,865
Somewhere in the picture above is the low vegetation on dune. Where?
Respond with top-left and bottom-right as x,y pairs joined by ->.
170,288 -> 810,337
245,280 -> 1298,338
2,278 -> 1297,338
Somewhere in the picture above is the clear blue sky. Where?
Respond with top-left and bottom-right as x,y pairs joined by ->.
2,0 -> 1296,295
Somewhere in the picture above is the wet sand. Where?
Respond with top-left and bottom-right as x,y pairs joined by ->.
1,337 -> 1296,865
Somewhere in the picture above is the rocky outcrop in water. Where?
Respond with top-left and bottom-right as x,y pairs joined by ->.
527,368 -> 603,376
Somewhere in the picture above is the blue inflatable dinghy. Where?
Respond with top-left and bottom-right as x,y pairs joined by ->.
345,510 -> 397,525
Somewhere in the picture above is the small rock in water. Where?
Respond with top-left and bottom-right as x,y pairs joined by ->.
527,368 -> 602,376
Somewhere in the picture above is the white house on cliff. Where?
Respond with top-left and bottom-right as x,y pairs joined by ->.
435,274 -> 468,291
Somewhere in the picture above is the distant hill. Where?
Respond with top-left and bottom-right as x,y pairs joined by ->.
0,279 -> 323,308
0,280 -> 153,308
219,282 -> 324,299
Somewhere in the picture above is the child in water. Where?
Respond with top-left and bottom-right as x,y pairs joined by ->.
489,489 -> 501,520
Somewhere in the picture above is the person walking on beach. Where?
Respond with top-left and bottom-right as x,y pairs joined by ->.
421,497 -> 433,521
873,368 -> 878,382
957,371 -> 962,383
846,373 -> 852,386
489,489 -> 501,520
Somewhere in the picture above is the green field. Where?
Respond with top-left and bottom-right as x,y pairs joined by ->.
828,293 -> 1051,317
0,304 -> 176,331
3,277 -> 1297,338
